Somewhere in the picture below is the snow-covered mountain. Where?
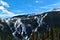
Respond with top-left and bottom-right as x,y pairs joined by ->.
0,9 -> 60,40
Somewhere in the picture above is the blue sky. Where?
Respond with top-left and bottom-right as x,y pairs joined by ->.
0,0 -> 60,18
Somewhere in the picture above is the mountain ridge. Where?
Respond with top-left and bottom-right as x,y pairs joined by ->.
0,9 -> 60,40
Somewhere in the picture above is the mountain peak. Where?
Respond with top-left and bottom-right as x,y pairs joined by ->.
52,8 -> 60,11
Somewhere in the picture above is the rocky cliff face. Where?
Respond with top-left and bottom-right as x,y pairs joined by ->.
0,9 -> 60,40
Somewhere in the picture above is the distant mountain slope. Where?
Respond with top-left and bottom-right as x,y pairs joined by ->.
0,8 -> 60,40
